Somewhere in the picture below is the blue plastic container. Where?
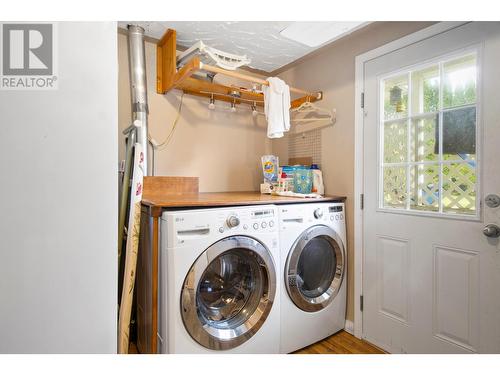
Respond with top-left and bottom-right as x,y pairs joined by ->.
293,169 -> 313,194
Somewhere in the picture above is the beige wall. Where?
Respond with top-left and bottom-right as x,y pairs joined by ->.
118,33 -> 271,192
273,22 -> 436,321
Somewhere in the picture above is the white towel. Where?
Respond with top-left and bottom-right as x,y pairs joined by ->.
263,77 -> 291,138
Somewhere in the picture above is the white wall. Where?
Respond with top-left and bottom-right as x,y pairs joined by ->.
0,22 -> 117,353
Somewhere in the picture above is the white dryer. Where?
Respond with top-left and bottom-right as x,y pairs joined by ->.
278,202 -> 347,353
158,205 -> 280,353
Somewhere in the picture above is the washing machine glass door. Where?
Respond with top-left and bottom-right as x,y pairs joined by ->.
286,225 -> 345,312
181,236 -> 276,350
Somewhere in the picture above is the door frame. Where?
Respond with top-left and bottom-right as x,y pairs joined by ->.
353,21 -> 470,339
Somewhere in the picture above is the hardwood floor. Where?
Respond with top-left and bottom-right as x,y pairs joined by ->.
293,330 -> 384,354
128,330 -> 384,354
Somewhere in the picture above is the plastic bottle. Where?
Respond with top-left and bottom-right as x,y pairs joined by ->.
310,164 -> 324,195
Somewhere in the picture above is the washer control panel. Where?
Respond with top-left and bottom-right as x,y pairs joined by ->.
216,207 -> 277,234
164,205 -> 278,248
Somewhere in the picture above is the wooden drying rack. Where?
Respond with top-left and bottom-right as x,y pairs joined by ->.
156,29 -> 323,108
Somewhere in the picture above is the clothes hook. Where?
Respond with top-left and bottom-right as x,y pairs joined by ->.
251,101 -> 258,117
208,93 -> 215,110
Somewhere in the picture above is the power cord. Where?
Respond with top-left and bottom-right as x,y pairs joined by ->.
148,93 -> 185,152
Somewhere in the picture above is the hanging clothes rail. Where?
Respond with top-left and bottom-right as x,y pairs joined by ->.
199,63 -> 322,99
156,29 -> 323,109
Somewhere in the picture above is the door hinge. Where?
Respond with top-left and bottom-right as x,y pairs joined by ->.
360,295 -> 364,312
361,92 -> 365,108
360,193 -> 364,210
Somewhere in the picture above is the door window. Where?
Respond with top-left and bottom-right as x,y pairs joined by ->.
380,51 -> 478,217
181,235 -> 276,350
286,225 -> 345,312
297,237 -> 337,299
197,249 -> 265,330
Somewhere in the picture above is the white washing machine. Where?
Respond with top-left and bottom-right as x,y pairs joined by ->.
278,202 -> 347,353
158,205 -> 280,353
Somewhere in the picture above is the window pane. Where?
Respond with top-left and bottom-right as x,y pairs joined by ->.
443,54 -> 477,108
384,74 -> 408,120
379,52 -> 478,217
384,120 -> 407,163
410,163 -> 439,212
383,166 -> 407,209
411,65 -> 439,114
442,106 -> 476,162
410,116 -> 438,162
297,237 -> 336,299
442,162 -> 477,215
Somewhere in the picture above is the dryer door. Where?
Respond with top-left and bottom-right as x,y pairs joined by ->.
286,225 -> 345,312
181,236 -> 276,350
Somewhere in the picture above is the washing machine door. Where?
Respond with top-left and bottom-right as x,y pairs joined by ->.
181,235 -> 276,350
285,225 -> 345,312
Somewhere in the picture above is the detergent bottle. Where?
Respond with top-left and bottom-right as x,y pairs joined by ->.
310,164 -> 324,195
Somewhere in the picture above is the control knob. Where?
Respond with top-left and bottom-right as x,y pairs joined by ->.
226,215 -> 240,228
314,208 -> 323,219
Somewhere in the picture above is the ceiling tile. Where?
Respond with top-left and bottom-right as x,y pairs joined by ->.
118,21 -> 368,73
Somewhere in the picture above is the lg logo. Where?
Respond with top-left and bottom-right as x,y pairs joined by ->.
1,23 -> 57,89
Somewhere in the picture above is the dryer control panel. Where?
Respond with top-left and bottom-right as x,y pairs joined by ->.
279,202 -> 345,230
327,204 -> 344,222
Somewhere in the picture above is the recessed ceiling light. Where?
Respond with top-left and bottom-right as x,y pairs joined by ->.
280,21 -> 368,47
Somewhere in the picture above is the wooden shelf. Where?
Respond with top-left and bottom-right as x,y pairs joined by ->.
156,29 -> 323,108
143,191 -> 346,216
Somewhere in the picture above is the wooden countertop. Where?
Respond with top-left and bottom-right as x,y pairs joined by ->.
142,191 -> 346,216
139,178 -> 346,217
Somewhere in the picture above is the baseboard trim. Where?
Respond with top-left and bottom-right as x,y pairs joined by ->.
344,320 -> 354,335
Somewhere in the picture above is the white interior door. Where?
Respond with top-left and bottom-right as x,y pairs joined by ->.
362,22 -> 500,354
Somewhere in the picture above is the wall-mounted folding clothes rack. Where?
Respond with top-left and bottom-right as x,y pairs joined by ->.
156,29 -> 323,109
